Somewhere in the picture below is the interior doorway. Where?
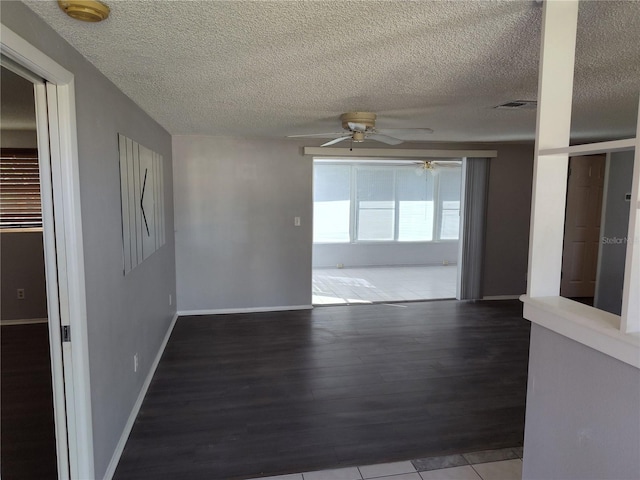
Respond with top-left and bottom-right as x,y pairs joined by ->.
311,159 -> 461,305
0,66 -> 58,477
2,26 -> 96,478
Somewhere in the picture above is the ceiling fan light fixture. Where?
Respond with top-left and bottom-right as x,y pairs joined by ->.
58,0 -> 110,22
415,161 -> 436,176
352,131 -> 366,142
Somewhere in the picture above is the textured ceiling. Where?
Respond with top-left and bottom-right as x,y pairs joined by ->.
20,0 -> 640,142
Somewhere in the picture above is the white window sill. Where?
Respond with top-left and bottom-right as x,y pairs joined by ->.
313,240 -> 459,246
0,227 -> 43,233
520,295 -> 640,369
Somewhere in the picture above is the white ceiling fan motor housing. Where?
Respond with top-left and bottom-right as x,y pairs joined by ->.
340,112 -> 376,131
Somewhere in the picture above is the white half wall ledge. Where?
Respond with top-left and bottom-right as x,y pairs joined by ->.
520,295 -> 640,369
177,305 -> 314,317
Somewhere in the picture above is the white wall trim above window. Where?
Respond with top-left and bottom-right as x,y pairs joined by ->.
304,147 -> 498,158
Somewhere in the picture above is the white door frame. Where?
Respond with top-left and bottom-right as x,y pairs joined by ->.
1,25 -> 94,479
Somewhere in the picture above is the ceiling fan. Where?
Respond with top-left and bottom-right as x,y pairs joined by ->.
287,112 -> 433,147
413,160 -> 462,176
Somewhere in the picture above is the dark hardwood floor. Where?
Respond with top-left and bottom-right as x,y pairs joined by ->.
1,323 -> 58,480
114,300 -> 530,480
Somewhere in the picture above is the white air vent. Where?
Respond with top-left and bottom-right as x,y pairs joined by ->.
494,100 -> 537,110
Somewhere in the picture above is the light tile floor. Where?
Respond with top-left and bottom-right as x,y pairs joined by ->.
312,265 -> 457,305
248,448 -> 523,480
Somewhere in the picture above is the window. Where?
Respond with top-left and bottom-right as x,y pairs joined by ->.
0,149 -> 42,229
313,160 -> 462,243
356,168 -> 395,241
313,164 -> 351,243
437,169 -> 462,240
397,168 -> 435,241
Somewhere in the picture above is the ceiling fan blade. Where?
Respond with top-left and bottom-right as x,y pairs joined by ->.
321,136 -> 351,147
367,133 -> 403,145
347,122 -> 368,132
376,128 -> 434,140
287,132 -> 346,138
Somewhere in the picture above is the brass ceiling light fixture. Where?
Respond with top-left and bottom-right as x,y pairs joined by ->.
58,0 -> 110,22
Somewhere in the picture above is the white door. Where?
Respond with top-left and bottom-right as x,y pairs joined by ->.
560,155 -> 605,298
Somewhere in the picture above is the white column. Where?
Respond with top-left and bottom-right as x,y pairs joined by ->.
621,99 -> 640,332
527,0 -> 579,297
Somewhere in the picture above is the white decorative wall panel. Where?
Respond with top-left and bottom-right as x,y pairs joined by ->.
118,134 -> 165,273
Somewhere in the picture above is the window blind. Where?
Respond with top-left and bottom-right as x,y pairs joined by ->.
313,164 -> 351,243
356,167 -> 396,241
0,149 -> 42,228
313,161 -> 461,243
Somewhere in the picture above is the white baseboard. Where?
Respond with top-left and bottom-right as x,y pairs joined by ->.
102,312 -> 178,480
1,317 -> 48,325
482,295 -> 523,300
177,304 -> 313,316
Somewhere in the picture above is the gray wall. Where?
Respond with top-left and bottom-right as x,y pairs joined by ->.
594,151 -> 634,315
312,242 -> 458,268
173,135 -> 313,312
1,3 -> 177,478
1,87 -> 44,322
483,144 -> 534,297
0,129 -> 37,148
173,138 -> 533,312
0,231 -> 47,321
523,324 -> 640,480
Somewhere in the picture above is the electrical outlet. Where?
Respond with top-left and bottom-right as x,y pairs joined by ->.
134,353 -> 139,373
17,288 -> 25,299
443,260 -> 450,266
294,216 -> 301,226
